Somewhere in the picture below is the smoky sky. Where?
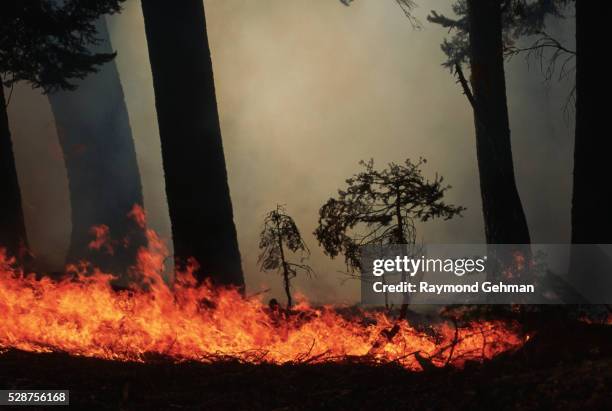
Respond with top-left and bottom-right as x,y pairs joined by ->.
7,0 -> 575,303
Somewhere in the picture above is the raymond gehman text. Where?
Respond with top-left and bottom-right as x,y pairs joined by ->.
369,255 -> 535,298
372,281 -> 535,295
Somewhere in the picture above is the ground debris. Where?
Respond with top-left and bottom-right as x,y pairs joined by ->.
1,320 -> 611,410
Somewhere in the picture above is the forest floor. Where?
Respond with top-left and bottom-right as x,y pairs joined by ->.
1,319 -> 612,410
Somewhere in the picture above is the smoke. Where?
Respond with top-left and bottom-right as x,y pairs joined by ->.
7,84 -> 70,270
8,0 -> 575,303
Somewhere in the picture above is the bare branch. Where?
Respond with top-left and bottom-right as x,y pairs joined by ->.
505,31 -> 575,58
394,0 -> 421,29
427,10 -> 461,29
454,63 -> 476,111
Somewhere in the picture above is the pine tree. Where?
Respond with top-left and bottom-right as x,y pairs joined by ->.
258,205 -> 313,308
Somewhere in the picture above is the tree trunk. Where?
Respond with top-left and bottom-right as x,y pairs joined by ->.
0,86 -> 28,261
282,262 -> 292,309
467,0 -> 530,246
568,1 -> 612,298
395,188 -> 410,316
571,0 -> 609,244
467,0 -> 531,283
141,0 -> 244,287
275,221 -> 292,308
48,18 -> 145,276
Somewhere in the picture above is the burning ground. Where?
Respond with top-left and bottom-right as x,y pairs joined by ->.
1,207 -> 612,409
0,207 -> 523,370
2,320 -> 612,410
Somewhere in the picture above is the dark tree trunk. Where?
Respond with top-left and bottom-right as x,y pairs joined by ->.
0,86 -> 28,260
273,216 -> 293,308
568,1 -> 612,297
467,0 -> 531,246
141,0 -> 244,287
48,18 -> 145,275
467,0 -> 531,283
275,220 -> 292,308
571,0 -> 609,244
395,190 -> 410,316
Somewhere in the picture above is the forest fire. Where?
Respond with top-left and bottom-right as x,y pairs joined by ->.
0,207 -> 524,372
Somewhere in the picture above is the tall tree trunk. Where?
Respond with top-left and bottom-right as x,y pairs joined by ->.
0,86 -> 28,260
571,0 -> 609,244
467,0 -> 530,246
568,1 -> 611,299
395,188 -> 410,316
466,0 -> 531,282
141,0 -> 244,287
48,18 -> 145,275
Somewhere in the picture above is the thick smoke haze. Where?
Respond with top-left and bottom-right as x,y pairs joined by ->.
7,0 -> 574,303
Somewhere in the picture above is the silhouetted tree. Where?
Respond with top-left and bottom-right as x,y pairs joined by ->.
315,159 -> 464,272
425,0 -> 550,283
566,1 -> 612,293
141,0 -> 244,287
48,17 -> 146,275
496,2 -> 610,286
340,1 -> 534,279
570,0 -> 608,244
258,205 -> 313,308
0,0 -> 124,261
428,0 -> 531,248
0,80 -> 26,261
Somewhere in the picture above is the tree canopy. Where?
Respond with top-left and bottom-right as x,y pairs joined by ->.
315,159 -> 464,272
427,0 -> 572,70
1,0 -> 125,92
258,205 -> 312,307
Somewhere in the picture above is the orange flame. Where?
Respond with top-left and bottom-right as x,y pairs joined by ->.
88,225 -> 114,255
0,206 -> 524,371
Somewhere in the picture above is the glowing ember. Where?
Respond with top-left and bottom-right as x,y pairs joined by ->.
0,206 -> 524,371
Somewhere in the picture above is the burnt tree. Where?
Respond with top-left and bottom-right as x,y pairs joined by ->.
141,0 -> 244,287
